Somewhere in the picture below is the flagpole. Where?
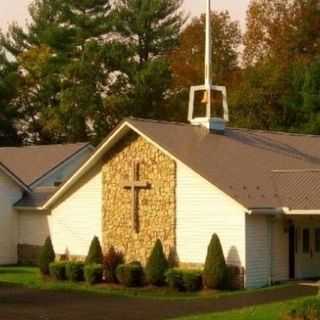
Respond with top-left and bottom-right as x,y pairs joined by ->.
205,0 -> 212,117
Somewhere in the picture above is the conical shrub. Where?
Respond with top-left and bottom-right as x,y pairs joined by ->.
85,236 -> 103,265
203,234 -> 227,289
39,237 -> 55,275
145,239 -> 168,286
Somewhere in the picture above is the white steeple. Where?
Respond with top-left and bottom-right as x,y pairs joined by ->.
188,0 -> 229,132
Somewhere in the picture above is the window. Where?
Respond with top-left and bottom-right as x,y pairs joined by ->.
315,229 -> 320,252
303,229 -> 310,253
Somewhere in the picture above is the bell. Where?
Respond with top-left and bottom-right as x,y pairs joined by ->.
201,90 -> 209,104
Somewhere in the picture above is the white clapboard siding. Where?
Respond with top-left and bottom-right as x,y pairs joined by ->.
271,219 -> 289,282
176,163 -> 246,268
246,215 -> 289,288
19,162 -> 103,257
0,171 -> 22,264
245,215 -> 271,288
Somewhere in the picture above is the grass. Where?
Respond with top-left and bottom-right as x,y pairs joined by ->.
0,266 -> 291,301
173,298 -> 312,320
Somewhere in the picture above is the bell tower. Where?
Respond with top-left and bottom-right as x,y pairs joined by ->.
188,0 -> 229,132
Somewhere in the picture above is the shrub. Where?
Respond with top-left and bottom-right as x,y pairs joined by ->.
182,270 -> 202,292
84,264 -> 103,285
203,234 -> 227,289
145,239 -> 168,286
225,265 -> 243,290
39,237 -> 55,275
103,246 -> 124,283
66,262 -> 84,282
166,269 -> 202,292
166,269 -> 184,291
283,298 -> 320,320
116,262 -> 144,287
49,262 -> 66,281
85,236 -> 103,265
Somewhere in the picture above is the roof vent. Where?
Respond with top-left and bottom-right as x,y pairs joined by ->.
190,117 -> 225,133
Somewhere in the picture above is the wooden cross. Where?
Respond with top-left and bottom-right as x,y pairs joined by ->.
123,161 -> 150,233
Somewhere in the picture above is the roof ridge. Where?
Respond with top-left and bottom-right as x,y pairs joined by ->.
127,117 -> 320,138
0,142 -> 90,150
227,127 -> 320,138
126,117 -> 191,127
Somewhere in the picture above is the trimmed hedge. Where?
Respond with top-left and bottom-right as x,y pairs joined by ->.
145,239 -> 168,286
166,269 -> 184,291
283,298 -> 320,320
85,236 -> 103,265
84,264 -> 103,285
116,262 -> 144,287
39,237 -> 55,275
49,262 -> 66,281
203,234 -> 227,289
66,262 -> 84,282
182,270 -> 202,292
103,246 -> 124,283
166,269 -> 202,292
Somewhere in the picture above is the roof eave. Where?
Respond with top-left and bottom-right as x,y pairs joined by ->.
0,162 -> 31,192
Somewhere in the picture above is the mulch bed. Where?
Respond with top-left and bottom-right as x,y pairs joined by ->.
0,282 -> 317,320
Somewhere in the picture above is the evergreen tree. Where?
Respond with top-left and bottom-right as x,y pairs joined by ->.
0,0 -> 121,144
203,234 -> 227,289
39,237 -> 55,275
85,236 -> 103,265
0,49 -> 20,146
145,239 -> 169,286
112,0 -> 185,120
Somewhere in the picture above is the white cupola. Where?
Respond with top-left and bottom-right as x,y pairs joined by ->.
188,0 -> 229,133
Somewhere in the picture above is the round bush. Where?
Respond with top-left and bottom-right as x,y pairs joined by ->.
49,262 -> 66,281
283,298 -> 320,320
145,239 -> 168,286
166,269 -> 184,291
116,262 -> 144,287
66,262 -> 84,282
182,270 -> 202,292
84,264 -> 103,285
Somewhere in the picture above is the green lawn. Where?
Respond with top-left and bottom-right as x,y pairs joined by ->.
173,299 -> 305,320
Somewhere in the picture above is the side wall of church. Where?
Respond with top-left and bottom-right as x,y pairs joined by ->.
102,133 -> 176,264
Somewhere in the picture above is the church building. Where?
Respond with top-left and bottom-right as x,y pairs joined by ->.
1,0 -> 320,289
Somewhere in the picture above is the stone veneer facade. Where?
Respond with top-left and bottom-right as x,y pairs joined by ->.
102,133 -> 176,264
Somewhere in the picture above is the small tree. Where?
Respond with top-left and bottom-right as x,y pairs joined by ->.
103,246 -> 124,283
39,237 -> 55,275
85,236 -> 103,265
203,234 -> 227,289
145,239 -> 168,286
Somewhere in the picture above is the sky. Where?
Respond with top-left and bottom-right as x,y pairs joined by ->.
0,0 -> 249,32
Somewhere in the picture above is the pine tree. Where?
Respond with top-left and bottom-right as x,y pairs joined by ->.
145,239 -> 169,286
39,237 -> 55,275
112,0 -> 185,120
0,0 -> 119,144
203,234 -> 227,289
85,236 -> 103,265
0,50 -> 20,146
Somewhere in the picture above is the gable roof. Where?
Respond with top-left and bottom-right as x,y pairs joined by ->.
0,143 -> 91,187
16,118 -> 320,211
